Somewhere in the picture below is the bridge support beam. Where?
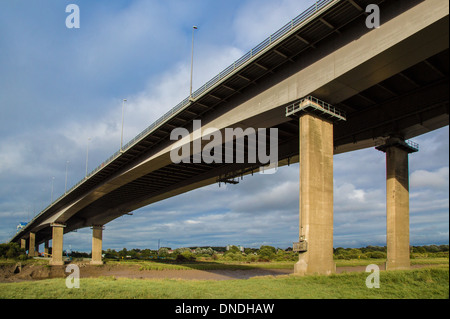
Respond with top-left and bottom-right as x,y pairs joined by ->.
90,225 -> 104,265
377,138 -> 417,270
44,240 -> 50,257
50,223 -> 65,266
294,113 -> 335,276
28,232 -> 36,257
35,242 -> 40,257
20,238 -> 26,250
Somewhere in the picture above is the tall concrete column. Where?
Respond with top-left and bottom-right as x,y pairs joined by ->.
377,138 -> 417,270
20,238 -> 26,250
50,223 -> 65,266
294,113 -> 335,275
44,240 -> 50,257
91,225 -> 104,265
28,232 -> 36,257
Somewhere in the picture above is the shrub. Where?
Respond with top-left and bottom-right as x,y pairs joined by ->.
175,250 -> 196,262
257,245 -> 276,260
367,251 -> 386,259
0,243 -> 26,259
225,246 -> 241,254
194,247 -> 215,256
223,252 -> 245,262
274,250 -> 298,261
158,247 -> 169,257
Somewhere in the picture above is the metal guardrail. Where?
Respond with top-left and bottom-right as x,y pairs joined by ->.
16,0 -> 337,235
286,96 -> 347,121
405,140 -> 419,152
375,138 -> 419,154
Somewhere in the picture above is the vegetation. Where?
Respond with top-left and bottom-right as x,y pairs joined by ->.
0,242 -> 447,299
334,245 -> 449,260
0,243 -> 27,260
0,266 -> 447,299
96,244 -> 449,263
2,242 -> 448,264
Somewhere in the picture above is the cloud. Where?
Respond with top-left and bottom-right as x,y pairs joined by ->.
232,0 -> 317,47
410,167 -> 449,189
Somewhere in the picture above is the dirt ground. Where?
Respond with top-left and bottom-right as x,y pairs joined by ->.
0,262 -> 430,283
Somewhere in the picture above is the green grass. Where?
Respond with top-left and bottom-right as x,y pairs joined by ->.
0,266 -> 447,299
410,257 -> 449,265
2,256 -> 446,271
335,257 -> 449,267
134,260 -> 296,271
104,257 -> 448,270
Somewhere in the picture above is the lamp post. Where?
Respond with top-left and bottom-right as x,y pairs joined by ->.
65,160 -> 70,194
85,137 -> 91,178
51,177 -> 55,203
190,25 -> 198,100
120,99 -> 127,152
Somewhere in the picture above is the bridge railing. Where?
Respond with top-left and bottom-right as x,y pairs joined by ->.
80,0 -> 336,185
18,0 -> 336,234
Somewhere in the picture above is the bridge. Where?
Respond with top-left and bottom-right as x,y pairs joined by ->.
10,0 -> 449,274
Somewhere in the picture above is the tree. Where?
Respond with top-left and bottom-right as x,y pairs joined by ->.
0,243 -> 26,259
258,245 -> 276,260
194,247 -> 214,256
176,250 -> 196,262
158,247 -> 169,257
118,248 -> 128,259
413,246 -> 426,253
426,245 -> 440,253
141,249 -> 153,259
104,249 -> 118,259
439,245 -> 449,252
225,245 -> 241,254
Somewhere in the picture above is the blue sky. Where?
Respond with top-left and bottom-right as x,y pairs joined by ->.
0,0 -> 448,252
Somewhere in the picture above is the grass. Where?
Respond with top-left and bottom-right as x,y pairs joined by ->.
135,260 -> 296,271
335,257 -> 449,267
102,257 -> 448,271
0,265 -> 448,299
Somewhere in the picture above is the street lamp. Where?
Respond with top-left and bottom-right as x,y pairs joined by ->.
120,99 -> 127,152
85,137 -> 91,178
190,25 -> 198,100
65,160 -> 70,194
51,177 -> 55,203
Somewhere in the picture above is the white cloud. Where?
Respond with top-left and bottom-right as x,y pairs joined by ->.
410,167 -> 449,189
0,140 -> 26,175
232,0 -> 317,47
335,182 -> 367,203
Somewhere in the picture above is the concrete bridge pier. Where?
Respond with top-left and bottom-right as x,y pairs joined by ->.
35,242 -> 40,257
90,225 -> 104,265
376,137 -> 418,270
28,232 -> 36,257
50,223 -> 65,266
44,240 -> 50,257
294,112 -> 336,276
